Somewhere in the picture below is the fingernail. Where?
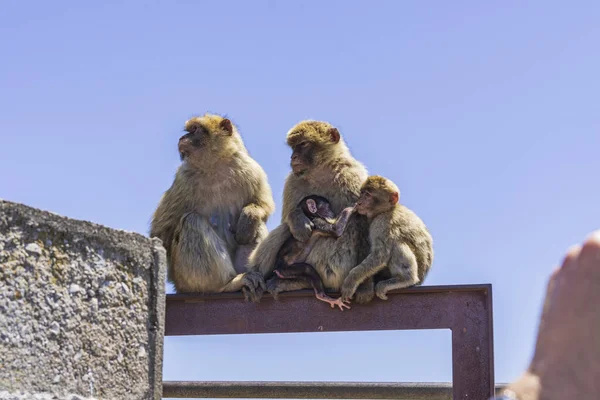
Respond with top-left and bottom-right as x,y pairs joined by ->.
587,230 -> 600,243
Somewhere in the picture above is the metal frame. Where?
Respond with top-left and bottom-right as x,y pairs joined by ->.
163,284 -> 495,399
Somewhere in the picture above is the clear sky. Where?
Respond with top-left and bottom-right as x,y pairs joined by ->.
1,1 -> 599,399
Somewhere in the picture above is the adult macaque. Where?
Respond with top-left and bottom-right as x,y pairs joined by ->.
340,176 -> 434,302
246,120 -> 372,304
150,113 -> 275,298
271,195 -> 354,310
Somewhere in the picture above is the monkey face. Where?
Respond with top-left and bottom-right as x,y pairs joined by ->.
179,116 -> 235,162
356,188 -> 398,217
355,190 -> 375,216
178,131 -> 205,160
291,142 -> 315,175
287,122 -> 342,176
306,198 -> 318,214
357,176 -> 400,217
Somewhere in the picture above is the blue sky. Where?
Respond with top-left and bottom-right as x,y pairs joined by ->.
1,1 -> 599,398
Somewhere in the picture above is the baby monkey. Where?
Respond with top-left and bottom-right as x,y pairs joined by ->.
341,176 -> 434,302
273,195 -> 354,310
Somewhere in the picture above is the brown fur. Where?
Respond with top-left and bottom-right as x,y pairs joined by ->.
341,176 -> 434,301
360,175 -> 398,194
150,113 -> 275,295
247,120 -> 373,303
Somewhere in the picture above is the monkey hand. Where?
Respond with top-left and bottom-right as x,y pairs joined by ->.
289,214 -> 314,243
235,212 -> 260,245
242,271 -> 266,303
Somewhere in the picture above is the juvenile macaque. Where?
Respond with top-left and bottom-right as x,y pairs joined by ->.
340,176 -> 434,302
150,113 -> 275,297
247,120 -> 373,304
272,195 -> 354,310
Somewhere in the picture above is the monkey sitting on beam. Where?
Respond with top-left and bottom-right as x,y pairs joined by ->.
150,113 -> 275,296
247,120 -> 372,304
271,195 -> 354,310
340,176 -> 434,302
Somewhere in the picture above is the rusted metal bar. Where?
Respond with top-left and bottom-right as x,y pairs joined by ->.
163,381 -> 453,399
162,381 -> 508,399
165,284 -> 495,399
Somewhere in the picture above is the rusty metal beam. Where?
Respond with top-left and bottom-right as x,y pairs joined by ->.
163,381 -> 452,399
162,381 -> 509,399
165,284 -> 495,399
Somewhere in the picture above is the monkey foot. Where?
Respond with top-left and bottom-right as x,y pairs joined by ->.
375,283 -> 390,301
265,277 -> 281,301
316,294 -> 351,311
376,290 -> 388,301
242,271 -> 266,303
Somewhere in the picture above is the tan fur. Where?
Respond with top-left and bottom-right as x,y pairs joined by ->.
286,120 -> 337,146
341,176 -> 434,301
150,113 -> 275,293
286,120 -> 345,170
360,175 -> 399,195
248,120 -> 373,302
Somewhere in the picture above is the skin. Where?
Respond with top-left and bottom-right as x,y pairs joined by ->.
246,120 -> 373,304
272,195 -> 355,310
501,231 -> 600,400
149,113 -> 275,298
340,176 -> 434,302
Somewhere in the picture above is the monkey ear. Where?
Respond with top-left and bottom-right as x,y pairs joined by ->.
220,118 -> 234,135
390,192 -> 399,204
328,128 -> 340,144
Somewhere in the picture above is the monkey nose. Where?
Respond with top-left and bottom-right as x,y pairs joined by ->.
178,139 -> 193,157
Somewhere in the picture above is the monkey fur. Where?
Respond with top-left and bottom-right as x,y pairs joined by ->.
246,120 -> 373,304
292,195 -> 354,247
150,113 -> 275,298
340,176 -> 434,302
273,195 -> 354,310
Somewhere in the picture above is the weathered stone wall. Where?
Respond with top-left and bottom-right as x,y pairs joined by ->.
0,200 -> 166,400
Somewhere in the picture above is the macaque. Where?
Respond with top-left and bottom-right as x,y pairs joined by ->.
272,195 -> 355,310
340,176 -> 434,302
150,113 -> 275,297
246,120 -> 373,304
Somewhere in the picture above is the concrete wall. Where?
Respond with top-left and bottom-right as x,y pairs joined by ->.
0,200 -> 166,400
